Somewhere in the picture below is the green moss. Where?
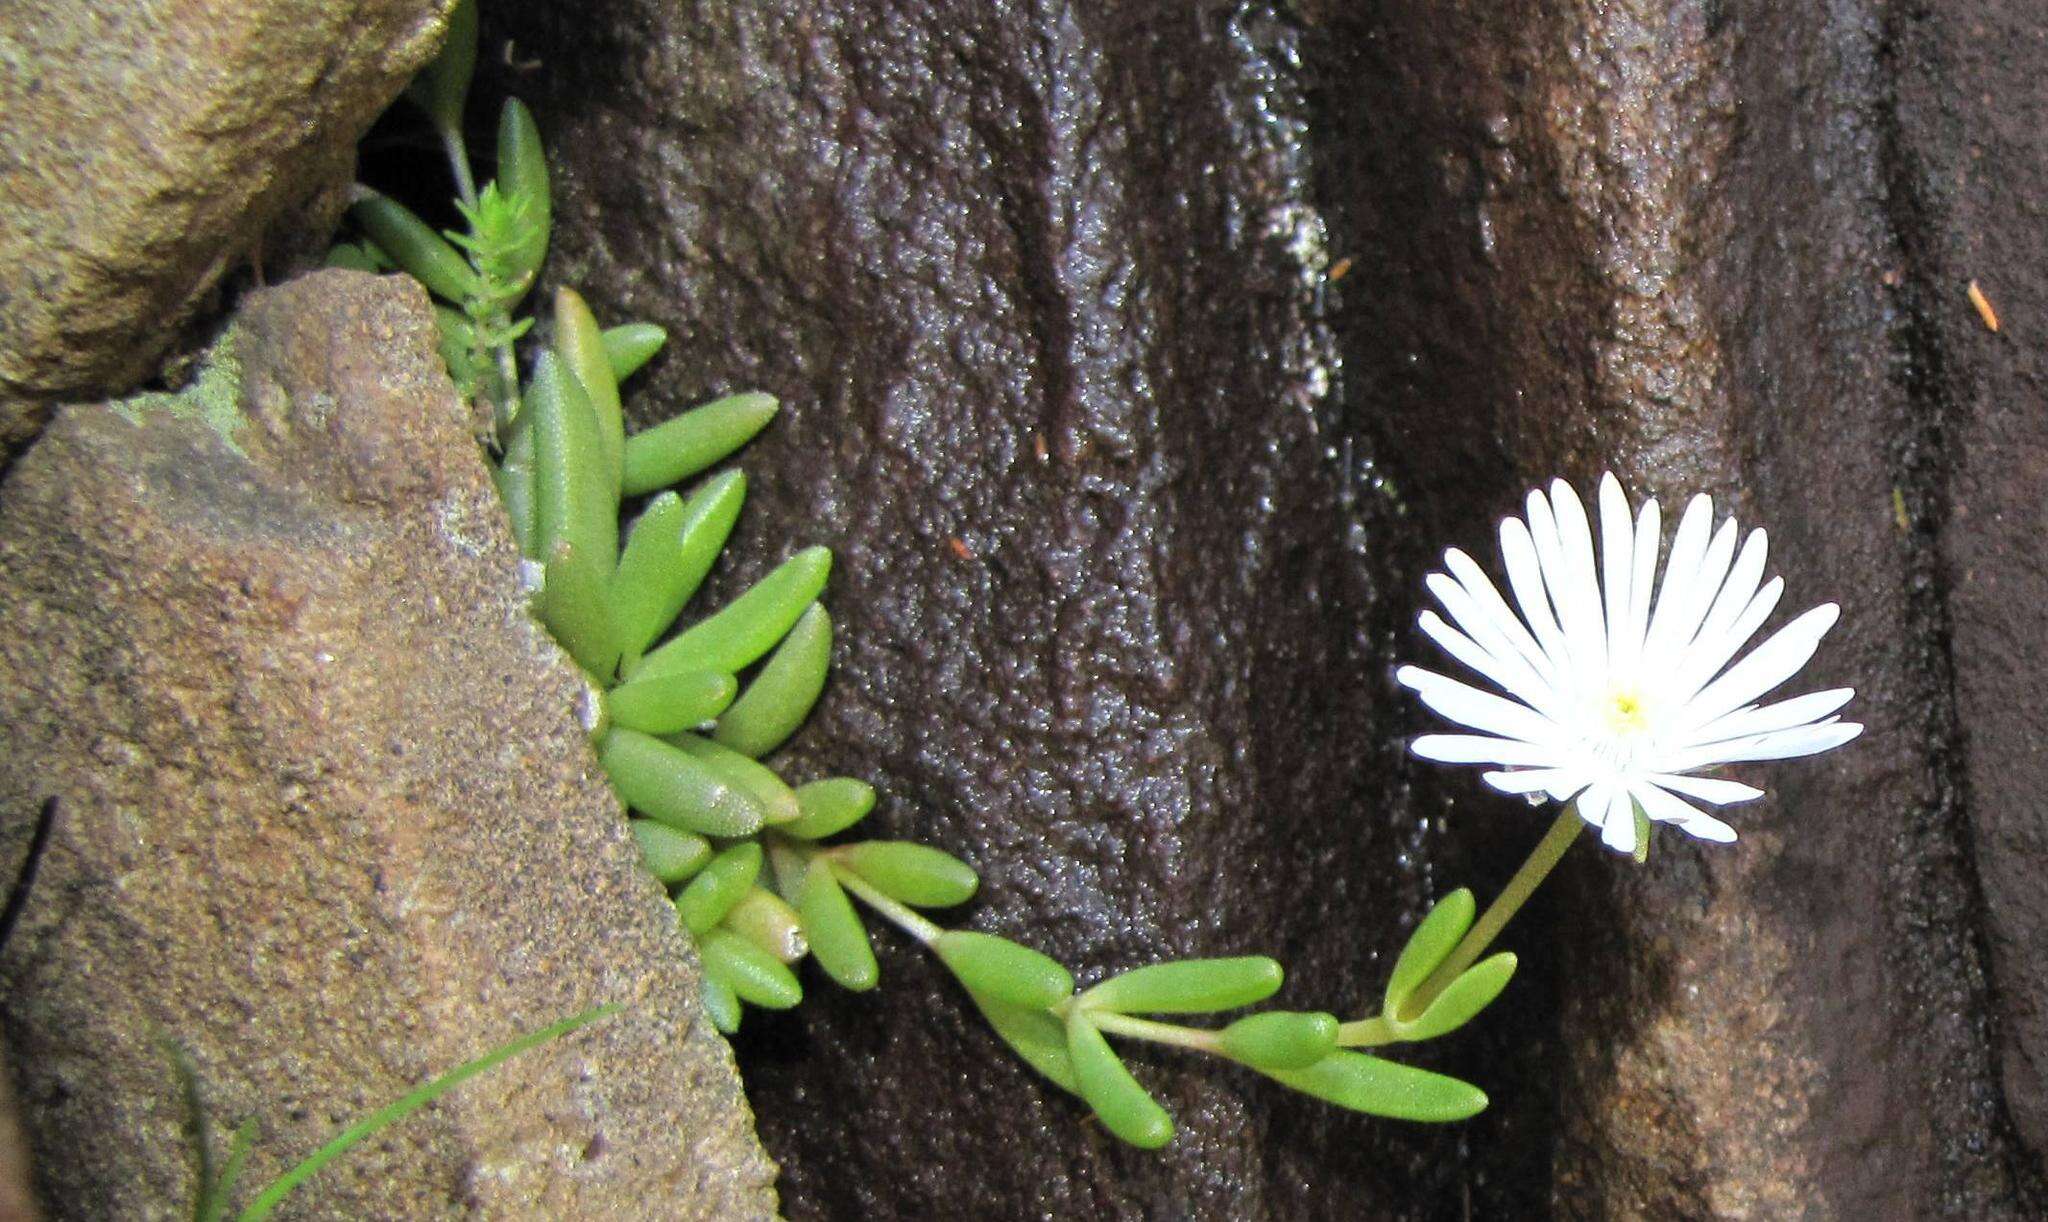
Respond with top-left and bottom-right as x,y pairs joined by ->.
113,329 -> 248,455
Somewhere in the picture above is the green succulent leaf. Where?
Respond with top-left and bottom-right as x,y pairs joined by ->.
1263,1051 -> 1487,1122
699,929 -> 802,1010
350,193 -> 479,304
493,421 -> 537,558
832,842 -> 978,909
629,820 -> 712,885
967,990 -> 1081,1095
537,540 -> 618,679
934,931 -> 1073,1009
673,842 -> 763,936
607,670 -> 737,736
1393,952 -> 1517,1043
494,97 -> 551,294
406,0 -> 476,136
603,323 -> 668,381
667,733 -> 801,826
1383,888 -> 1475,1018
324,243 -> 384,273
597,726 -> 767,837
783,778 -> 877,840
700,973 -> 742,1034
712,602 -> 833,758
609,472 -> 748,662
554,287 -> 624,492
632,546 -> 832,681
621,392 -> 780,497
1217,1010 -> 1339,1071
798,861 -> 879,991
528,353 -> 619,586
722,887 -> 807,964
1065,1010 -> 1175,1149
1080,956 -> 1283,1016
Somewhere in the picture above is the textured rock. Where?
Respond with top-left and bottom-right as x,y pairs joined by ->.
0,0 -> 454,462
482,0 -> 2048,1217
0,272 -> 777,1219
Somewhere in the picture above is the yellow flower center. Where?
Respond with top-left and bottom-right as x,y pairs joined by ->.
1605,687 -> 1651,737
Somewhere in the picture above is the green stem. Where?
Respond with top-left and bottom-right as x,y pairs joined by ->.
1086,1010 -> 1225,1057
441,124 -> 478,210
1333,1015 -> 1395,1049
1396,807 -> 1582,1022
835,867 -> 944,947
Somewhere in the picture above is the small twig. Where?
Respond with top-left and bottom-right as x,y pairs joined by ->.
0,796 -> 60,955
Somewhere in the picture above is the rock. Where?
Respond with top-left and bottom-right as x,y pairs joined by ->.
1312,0 -> 2036,1217
0,271 -> 777,1219
481,0 -> 2048,1217
0,0 -> 456,464
479,3 -> 1510,1217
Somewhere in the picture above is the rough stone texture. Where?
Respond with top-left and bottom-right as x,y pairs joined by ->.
0,272 -> 778,1219
480,0 -> 2048,1217
0,0 -> 455,464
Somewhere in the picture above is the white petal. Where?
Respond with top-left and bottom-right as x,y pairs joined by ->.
1682,528 -> 1768,690
1657,720 -> 1863,770
1671,576 -> 1787,704
1547,479 -> 1608,676
1639,772 -> 1765,805
1598,475 -> 1636,673
1642,494 -> 1714,671
1500,517 -> 1573,677
1677,603 -> 1841,732
1483,768 -> 1589,800
1683,687 -> 1855,746
1633,781 -> 1738,842
1587,783 -> 1636,853
1439,552 -> 1560,685
1397,667 -> 1567,748
1668,517 -> 1740,655
1413,734 -> 1563,767
1419,611 -> 1564,721
1622,496 -> 1662,673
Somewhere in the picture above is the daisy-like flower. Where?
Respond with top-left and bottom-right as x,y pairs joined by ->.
1397,474 -> 1861,855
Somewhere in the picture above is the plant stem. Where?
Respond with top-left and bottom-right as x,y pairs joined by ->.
835,867 -> 944,947
1087,1010 -> 1225,1057
441,124 -> 478,210
1334,1015 -> 1395,1048
1396,807 -> 1582,1022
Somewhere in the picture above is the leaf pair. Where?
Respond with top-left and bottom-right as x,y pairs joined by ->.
1381,889 -> 1517,1041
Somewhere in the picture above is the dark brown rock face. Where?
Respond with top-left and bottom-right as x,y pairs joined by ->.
0,272 -> 777,1219
482,0 -> 2046,1216
0,0 -> 455,462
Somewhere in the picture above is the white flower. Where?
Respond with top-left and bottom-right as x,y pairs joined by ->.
1396,474 -> 1861,855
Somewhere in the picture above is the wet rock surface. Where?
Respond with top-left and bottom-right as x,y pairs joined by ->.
479,0 -> 2048,1216
0,0 -> 454,463
0,272 -> 777,1219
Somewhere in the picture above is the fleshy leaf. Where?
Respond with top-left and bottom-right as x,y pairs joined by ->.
1217,1010 -> 1339,1071
1081,956 -> 1283,1015
1264,1051 -> 1487,1122
610,472 -> 747,661
798,861 -> 878,991
603,323 -> 668,381
607,670 -> 737,736
1394,953 -> 1517,1043
713,602 -> 833,757
673,842 -> 763,935
597,727 -> 766,837
1383,888 -> 1475,1017
700,929 -> 801,1009
1065,1010 -> 1174,1149
630,820 -> 711,884
935,931 -> 1073,1009
967,990 -> 1080,1095
632,546 -> 832,680
833,842 -> 979,908
783,778 -> 877,840
622,392 -> 780,496
667,733 -> 801,825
